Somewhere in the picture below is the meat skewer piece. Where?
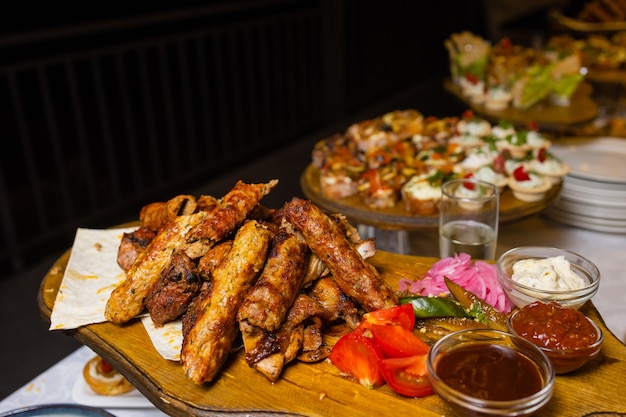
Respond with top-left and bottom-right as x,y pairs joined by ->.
186,180 -> 278,243
301,237 -> 376,288
105,210 -> 209,324
237,222 -> 310,332
139,194 -> 197,231
196,240 -> 233,281
116,226 -> 157,272
181,220 -> 271,385
242,277 -> 359,382
144,249 -> 201,326
106,180 -> 277,325
283,197 -> 398,312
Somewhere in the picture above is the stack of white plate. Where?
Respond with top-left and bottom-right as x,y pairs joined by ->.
544,137 -> 626,234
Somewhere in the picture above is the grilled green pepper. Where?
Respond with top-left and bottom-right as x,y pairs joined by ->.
399,295 -> 470,319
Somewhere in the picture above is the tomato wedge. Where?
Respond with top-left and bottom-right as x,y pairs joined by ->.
328,332 -> 385,388
362,304 -> 415,330
381,355 -> 433,397
370,324 -> 430,358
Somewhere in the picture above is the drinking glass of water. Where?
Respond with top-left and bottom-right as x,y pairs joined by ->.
439,178 -> 499,260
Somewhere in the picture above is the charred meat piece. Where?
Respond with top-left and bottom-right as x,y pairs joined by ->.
196,195 -> 218,212
145,249 -> 201,327
187,180 -> 278,243
116,226 -> 157,272
239,320 -> 304,383
240,278 -> 358,382
238,223 -> 310,332
196,240 -> 233,281
306,277 -> 360,329
105,210 -> 209,324
182,281 -> 212,337
283,197 -> 398,312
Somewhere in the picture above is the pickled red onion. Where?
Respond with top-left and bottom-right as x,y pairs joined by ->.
398,253 -> 512,314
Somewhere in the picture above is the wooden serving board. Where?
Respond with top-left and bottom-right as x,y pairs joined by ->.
300,164 -> 562,231
38,248 -> 626,416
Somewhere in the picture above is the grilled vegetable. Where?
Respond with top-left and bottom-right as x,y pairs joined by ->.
414,317 -> 488,344
444,277 -> 508,331
399,295 -> 470,319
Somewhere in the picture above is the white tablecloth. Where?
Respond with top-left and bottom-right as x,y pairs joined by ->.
0,346 -> 167,416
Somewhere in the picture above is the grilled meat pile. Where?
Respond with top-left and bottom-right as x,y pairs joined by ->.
106,180 -> 397,385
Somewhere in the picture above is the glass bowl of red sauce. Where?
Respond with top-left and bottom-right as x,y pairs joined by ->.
427,329 -> 554,417
496,246 -> 600,310
508,301 -> 604,374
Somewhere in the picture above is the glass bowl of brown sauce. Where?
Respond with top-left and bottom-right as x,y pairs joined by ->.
508,301 -> 604,374
427,328 -> 554,417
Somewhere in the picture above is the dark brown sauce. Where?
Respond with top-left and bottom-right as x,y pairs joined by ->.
436,343 -> 544,401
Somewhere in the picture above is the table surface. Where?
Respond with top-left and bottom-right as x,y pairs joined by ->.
0,346 -> 166,417
2,215 -> 624,415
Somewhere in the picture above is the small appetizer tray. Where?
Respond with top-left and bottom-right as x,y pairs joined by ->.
300,164 -> 562,231
444,79 -> 599,132
550,10 -> 626,33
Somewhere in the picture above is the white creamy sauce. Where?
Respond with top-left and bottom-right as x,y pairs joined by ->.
491,125 -> 515,140
511,256 -> 586,291
403,175 -> 441,200
526,130 -> 549,148
531,158 -> 565,175
474,165 -> 506,185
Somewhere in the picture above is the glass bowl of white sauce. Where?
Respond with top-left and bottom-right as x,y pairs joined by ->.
496,246 -> 600,309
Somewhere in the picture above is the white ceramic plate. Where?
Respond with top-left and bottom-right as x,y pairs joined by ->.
71,375 -> 153,409
559,188 -> 626,208
554,197 -> 626,220
544,206 -> 626,233
550,137 -> 626,183
565,174 -> 626,192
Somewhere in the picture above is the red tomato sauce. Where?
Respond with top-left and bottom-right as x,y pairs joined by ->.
435,343 -> 544,401
511,301 -> 598,350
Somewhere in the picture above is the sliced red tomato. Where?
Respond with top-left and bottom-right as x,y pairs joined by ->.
362,304 -> 415,330
463,173 -> 476,190
381,354 -> 433,397
537,147 -> 547,163
513,165 -> 531,181
328,332 -> 385,388
462,109 -> 476,120
370,324 -> 430,358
